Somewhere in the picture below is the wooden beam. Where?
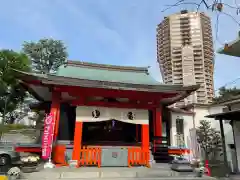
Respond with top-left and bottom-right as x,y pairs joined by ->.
54,85 -> 177,101
71,99 -> 155,109
219,118 -> 229,173
154,107 -> 162,144
23,80 -> 42,85
50,91 -> 61,141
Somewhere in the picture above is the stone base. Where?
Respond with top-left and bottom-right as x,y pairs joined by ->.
43,161 -> 55,169
171,160 -> 193,172
20,166 -> 218,180
68,160 -> 78,168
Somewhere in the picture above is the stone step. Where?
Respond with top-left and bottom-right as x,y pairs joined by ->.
22,177 -> 215,180
19,164 -> 213,180
20,170 -> 214,179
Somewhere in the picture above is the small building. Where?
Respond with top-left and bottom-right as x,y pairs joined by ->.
14,60 -> 199,167
206,96 -> 240,173
206,34 -> 240,172
170,103 -> 234,169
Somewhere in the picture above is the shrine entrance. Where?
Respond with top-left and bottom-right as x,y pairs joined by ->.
82,119 -> 139,146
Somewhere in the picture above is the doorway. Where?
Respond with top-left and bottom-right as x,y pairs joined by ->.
82,119 -> 139,146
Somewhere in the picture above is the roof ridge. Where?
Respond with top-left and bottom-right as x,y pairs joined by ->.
66,60 -> 150,74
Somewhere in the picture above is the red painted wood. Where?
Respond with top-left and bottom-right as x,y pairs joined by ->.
54,85 -> 177,101
51,91 -> 61,141
154,107 -> 162,143
24,80 -> 42,85
71,100 -> 155,109
72,122 -> 83,165
15,147 -> 41,153
141,124 -> 150,151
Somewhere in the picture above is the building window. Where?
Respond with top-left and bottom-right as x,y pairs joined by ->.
176,117 -> 185,147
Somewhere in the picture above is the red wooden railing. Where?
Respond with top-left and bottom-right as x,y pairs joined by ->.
152,136 -> 168,152
79,146 -> 101,167
128,147 -> 150,167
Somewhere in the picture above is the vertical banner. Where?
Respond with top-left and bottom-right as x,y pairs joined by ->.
41,113 -> 55,160
189,128 -> 200,161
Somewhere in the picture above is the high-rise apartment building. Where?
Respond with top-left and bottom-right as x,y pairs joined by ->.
157,10 -> 214,105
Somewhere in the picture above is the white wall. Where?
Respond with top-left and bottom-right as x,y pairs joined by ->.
228,103 -> 240,172
170,105 -> 235,170
232,121 -> 240,171
76,106 -> 149,124
170,105 -> 234,157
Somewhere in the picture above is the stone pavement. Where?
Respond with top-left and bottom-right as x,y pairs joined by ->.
19,165 -> 215,180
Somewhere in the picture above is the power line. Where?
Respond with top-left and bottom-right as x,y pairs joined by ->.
214,77 -> 240,92
161,0 -> 240,44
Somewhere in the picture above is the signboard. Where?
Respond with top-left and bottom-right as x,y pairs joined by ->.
41,113 -> 55,160
189,128 -> 201,161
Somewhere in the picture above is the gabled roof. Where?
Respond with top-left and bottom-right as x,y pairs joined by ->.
217,31 -> 240,57
168,107 -> 194,115
205,109 -> 240,120
212,94 -> 240,106
14,60 -> 200,104
55,60 -> 160,85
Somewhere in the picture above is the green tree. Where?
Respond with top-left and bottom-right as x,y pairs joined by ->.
0,50 -> 31,119
22,38 -> 68,74
196,120 -> 221,160
213,87 -> 240,103
0,50 -> 31,137
22,39 -> 67,142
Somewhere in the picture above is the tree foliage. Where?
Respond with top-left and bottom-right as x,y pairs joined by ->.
213,87 -> 240,103
22,38 -> 68,74
196,120 -> 221,160
0,50 -> 31,120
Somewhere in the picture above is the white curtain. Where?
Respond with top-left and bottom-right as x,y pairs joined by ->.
76,106 -> 149,125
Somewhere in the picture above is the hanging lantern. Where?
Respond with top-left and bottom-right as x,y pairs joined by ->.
92,109 -> 100,118
127,112 -> 135,120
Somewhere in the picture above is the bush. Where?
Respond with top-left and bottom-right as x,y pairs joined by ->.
0,124 -> 32,134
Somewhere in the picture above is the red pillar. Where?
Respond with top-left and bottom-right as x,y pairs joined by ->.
72,121 -> 83,167
154,107 -> 162,143
141,124 -> 150,167
51,91 -> 61,141
141,124 -> 150,150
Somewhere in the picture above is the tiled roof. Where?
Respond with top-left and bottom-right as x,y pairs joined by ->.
217,31 -> 240,57
55,60 -> 160,85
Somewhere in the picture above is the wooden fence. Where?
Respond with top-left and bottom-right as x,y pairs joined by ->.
128,147 -> 150,167
78,146 -> 101,167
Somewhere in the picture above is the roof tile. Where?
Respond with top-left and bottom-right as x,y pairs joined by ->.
55,61 -> 161,85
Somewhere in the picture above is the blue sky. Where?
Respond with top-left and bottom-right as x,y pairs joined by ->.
0,0 -> 240,90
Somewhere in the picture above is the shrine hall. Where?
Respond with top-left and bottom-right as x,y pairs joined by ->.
14,60 -> 199,167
